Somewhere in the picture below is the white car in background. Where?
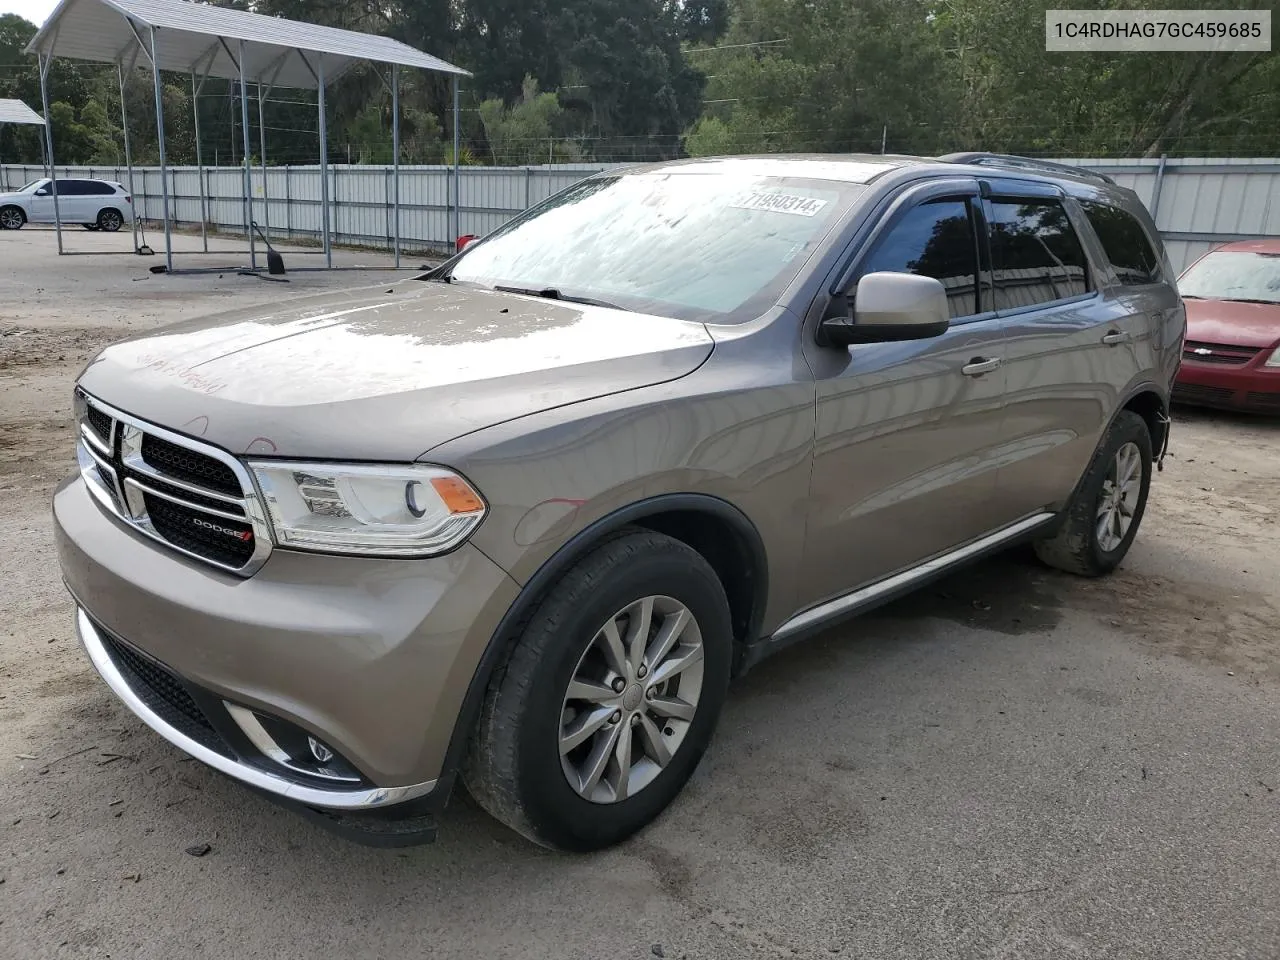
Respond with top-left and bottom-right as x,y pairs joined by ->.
0,177 -> 133,232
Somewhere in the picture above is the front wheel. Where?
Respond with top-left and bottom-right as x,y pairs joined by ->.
464,529 -> 733,851
0,206 -> 25,230
1034,410 -> 1153,577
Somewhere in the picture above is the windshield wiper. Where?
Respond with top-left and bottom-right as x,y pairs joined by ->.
1220,297 -> 1280,306
493,285 -> 623,310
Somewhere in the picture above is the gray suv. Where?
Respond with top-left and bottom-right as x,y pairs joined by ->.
55,153 -> 1185,850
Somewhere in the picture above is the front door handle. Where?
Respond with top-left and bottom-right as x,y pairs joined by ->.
961,357 -> 1001,377
1102,330 -> 1132,345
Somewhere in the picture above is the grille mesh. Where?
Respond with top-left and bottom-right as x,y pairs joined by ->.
98,627 -> 231,756
1245,391 -> 1280,410
85,405 -> 112,444
145,494 -> 256,567
141,433 -> 242,496
1174,384 -> 1236,405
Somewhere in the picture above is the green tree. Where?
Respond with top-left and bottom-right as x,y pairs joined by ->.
478,75 -> 566,164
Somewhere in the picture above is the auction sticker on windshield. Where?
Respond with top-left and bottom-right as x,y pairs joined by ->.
729,191 -> 829,217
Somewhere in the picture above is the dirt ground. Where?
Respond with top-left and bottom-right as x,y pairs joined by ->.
2,229 -> 1279,960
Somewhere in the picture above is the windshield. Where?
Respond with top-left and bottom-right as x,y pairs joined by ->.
444,173 -> 863,323
18,179 -> 46,192
1179,250 -> 1280,305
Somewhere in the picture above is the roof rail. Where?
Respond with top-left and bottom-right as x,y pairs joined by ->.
938,152 -> 1117,185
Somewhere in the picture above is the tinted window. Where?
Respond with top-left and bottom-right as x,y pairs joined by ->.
85,181 -> 115,195
859,199 -> 979,318
53,180 -> 85,196
988,199 -> 1090,309
1082,201 -> 1160,285
448,173 -> 864,323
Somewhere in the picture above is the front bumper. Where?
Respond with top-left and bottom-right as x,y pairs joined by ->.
1175,357 -> 1280,412
75,609 -> 434,810
55,473 -> 520,815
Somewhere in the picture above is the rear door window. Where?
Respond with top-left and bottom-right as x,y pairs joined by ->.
1080,201 -> 1161,285
988,199 -> 1090,310
858,198 -> 981,318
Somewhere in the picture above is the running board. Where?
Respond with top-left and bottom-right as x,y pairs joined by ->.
742,512 -> 1055,670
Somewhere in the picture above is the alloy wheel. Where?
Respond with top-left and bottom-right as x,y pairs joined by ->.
0,208 -> 23,229
559,595 -> 705,803
1096,441 -> 1142,552
99,210 -> 123,232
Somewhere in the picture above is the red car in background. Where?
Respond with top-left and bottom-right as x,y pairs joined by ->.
1174,239 -> 1280,413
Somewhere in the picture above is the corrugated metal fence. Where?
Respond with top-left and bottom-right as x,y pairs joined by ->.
2,157 -> 1277,270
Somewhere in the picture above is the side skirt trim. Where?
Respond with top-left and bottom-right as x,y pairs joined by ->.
747,511 -> 1056,666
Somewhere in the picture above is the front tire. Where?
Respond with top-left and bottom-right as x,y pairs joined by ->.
0,206 -> 25,230
464,529 -> 733,851
1034,410 -> 1152,577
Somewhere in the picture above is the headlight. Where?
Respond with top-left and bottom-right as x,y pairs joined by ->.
248,461 -> 486,557
1266,346 -> 1280,368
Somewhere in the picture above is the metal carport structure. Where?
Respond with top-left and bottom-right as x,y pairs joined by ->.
0,99 -> 47,189
26,0 -> 469,272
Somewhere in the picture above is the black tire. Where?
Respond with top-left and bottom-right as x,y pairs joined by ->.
0,205 -> 25,230
464,529 -> 733,851
1034,410 -> 1152,577
96,208 -> 124,232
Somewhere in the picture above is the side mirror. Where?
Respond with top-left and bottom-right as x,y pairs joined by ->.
34,188 -> 49,196
818,272 -> 950,347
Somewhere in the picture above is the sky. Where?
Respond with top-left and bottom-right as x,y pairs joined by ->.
1,0 -> 59,27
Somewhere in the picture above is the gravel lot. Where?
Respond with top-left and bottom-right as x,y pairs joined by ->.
2,229 -> 1279,960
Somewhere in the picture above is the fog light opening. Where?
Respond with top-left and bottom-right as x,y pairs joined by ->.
224,702 -> 363,784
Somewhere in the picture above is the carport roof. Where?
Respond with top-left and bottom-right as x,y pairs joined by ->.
26,0 -> 469,89
0,99 -> 45,125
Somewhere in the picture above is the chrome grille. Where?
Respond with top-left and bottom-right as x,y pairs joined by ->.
75,390 -> 272,575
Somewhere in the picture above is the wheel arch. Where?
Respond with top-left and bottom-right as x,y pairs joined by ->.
1119,385 -> 1169,455
437,493 -> 768,794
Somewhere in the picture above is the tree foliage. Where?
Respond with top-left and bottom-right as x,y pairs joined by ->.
1,0 -> 1277,169
689,0 -> 1280,158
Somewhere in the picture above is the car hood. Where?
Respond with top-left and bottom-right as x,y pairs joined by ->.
78,282 -> 714,460
1184,297 -> 1280,349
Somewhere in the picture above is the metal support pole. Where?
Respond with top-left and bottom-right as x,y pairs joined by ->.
391,66 -> 400,268
257,82 -> 270,240
317,58 -> 331,267
451,75 -> 460,248
1149,153 -> 1168,227
119,64 -> 139,252
148,28 -> 173,272
38,54 -> 63,255
238,40 -> 255,269
191,71 -> 207,252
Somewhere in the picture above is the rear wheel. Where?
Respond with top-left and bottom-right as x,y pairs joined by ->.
464,529 -> 732,851
96,208 -> 124,232
0,206 -> 25,230
1034,410 -> 1152,577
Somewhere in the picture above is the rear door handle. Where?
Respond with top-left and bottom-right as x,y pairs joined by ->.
961,357 -> 1001,377
1102,330 -> 1132,345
